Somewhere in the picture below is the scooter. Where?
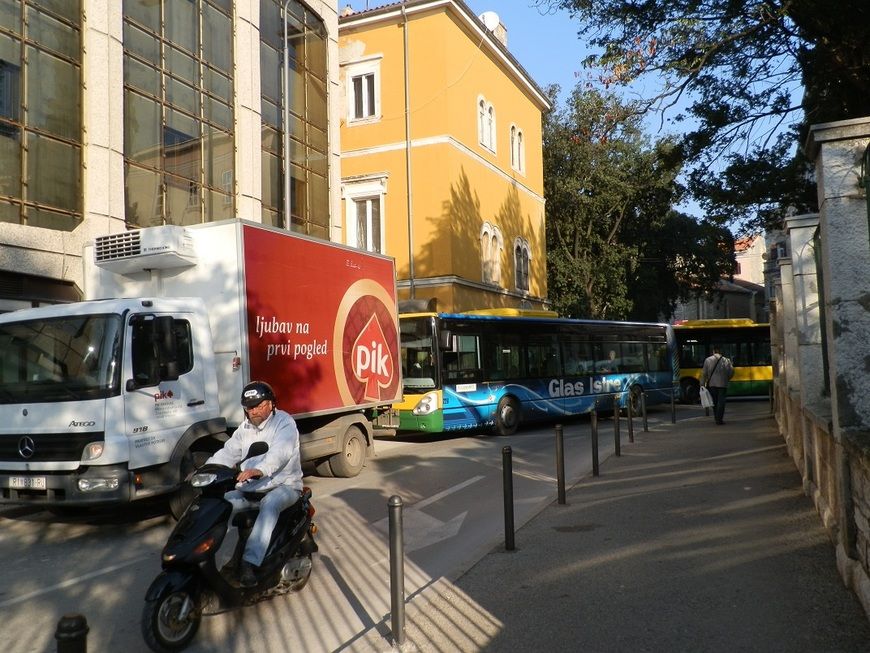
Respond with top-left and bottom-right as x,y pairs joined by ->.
141,449 -> 318,652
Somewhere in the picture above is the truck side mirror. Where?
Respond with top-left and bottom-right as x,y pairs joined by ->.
439,329 -> 453,352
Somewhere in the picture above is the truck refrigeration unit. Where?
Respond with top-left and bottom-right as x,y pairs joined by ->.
0,220 -> 401,517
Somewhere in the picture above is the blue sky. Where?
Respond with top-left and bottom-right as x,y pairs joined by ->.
463,1 -> 588,102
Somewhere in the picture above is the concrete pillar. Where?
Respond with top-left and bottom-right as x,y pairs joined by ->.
777,257 -> 798,395
805,118 -> 870,439
784,213 -> 823,487
784,214 -> 825,408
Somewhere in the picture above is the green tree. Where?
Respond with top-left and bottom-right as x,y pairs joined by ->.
536,0 -> 870,233
544,86 -> 734,320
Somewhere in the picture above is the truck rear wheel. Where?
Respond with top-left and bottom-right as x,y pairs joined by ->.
322,425 -> 367,478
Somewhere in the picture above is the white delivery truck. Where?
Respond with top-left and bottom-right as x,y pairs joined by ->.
0,220 -> 401,516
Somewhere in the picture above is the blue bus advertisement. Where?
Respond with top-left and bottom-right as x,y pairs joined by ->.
396,310 -> 678,435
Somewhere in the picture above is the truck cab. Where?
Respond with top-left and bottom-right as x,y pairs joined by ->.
0,298 -> 226,510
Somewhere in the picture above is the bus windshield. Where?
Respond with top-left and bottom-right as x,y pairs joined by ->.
400,315 -> 438,391
0,314 -> 123,403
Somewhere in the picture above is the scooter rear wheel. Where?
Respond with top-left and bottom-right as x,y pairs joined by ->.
142,590 -> 201,652
286,553 -> 313,592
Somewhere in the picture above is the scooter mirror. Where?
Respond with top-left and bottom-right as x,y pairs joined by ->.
244,441 -> 269,460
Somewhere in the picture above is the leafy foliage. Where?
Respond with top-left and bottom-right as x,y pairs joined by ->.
535,0 -> 870,233
544,86 -> 734,320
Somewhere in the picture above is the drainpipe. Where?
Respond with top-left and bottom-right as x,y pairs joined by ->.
282,0 -> 291,228
402,2 -> 416,298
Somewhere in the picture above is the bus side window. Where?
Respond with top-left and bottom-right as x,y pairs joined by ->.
621,342 -> 644,372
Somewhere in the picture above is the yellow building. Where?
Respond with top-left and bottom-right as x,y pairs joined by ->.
338,1 -> 550,312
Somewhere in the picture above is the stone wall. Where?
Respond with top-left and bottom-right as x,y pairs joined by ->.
772,117 -> 870,620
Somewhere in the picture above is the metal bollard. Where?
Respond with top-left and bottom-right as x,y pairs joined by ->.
627,395 -> 635,443
641,391 -> 649,432
502,446 -> 515,551
55,614 -> 88,653
590,409 -> 599,477
388,496 -> 405,647
670,389 -> 676,424
612,394 -> 621,456
555,424 -> 566,505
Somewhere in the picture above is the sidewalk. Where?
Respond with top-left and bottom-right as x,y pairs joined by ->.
364,401 -> 870,652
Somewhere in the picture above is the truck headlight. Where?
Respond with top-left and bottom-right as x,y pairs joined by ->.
82,442 -> 105,461
78,477 -> 120,492
412,391 -> 439,416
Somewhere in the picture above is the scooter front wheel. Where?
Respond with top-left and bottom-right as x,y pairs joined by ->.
142,589 -> 201,652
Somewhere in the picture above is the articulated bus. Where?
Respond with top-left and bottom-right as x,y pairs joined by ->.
673,319 -> 772,403
396,309 -> 678,435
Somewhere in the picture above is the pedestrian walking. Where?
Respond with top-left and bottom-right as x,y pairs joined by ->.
701,345 -> 734,425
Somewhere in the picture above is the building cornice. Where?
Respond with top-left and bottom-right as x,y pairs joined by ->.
339,0 -> 551,111
396,274 -> 548,306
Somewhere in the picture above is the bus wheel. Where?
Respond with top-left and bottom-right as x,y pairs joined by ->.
629,385 -> 643,414
494,397 -> 520,436
681,379 -> 700,404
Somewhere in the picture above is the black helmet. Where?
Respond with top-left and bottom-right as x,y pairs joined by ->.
241,381 -> 276,408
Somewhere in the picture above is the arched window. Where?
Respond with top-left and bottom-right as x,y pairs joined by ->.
478,98 -> 487,144
487,105 -> 496,151
517,130 -> 524,172
514,237 -> 530,292
477,96 -> 496,152
510,124 -> 525,173
480,222 -> 503,285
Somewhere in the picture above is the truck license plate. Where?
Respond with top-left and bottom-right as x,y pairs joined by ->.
10,477 -> 46,490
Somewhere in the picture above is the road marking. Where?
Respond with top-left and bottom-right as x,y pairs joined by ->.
0,555 -> 151,609
370,475 -> 486,555
414,475 -> 484,509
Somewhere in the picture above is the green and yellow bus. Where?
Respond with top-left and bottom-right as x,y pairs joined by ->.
673,319 -> 772,403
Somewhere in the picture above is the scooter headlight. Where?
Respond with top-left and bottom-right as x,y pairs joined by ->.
191,472 -> 217,487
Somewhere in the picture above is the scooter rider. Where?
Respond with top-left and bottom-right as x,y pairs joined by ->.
204,381 -> 303,587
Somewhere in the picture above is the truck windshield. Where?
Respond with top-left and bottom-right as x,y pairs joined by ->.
0,314 -> 123,403
400,316 -> 438,391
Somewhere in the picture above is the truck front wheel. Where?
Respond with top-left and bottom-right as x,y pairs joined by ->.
319,425 -> 366,478
169,450 -> 211,520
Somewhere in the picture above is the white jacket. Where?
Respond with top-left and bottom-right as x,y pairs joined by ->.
206,409 -> 303,493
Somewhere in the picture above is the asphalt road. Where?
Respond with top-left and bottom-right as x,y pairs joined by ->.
0,407 -> 656,652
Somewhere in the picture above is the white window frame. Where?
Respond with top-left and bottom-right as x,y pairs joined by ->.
480,221 -> 503,285
477,95 -> 496,153
344,55 -> 382,124
510,124 -> 525,174
342,175 -> 388,253
514,237 -> 531,292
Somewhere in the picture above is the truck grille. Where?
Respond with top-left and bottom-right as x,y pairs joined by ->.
0,432 -> 104,462
94,231 -> 141,262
